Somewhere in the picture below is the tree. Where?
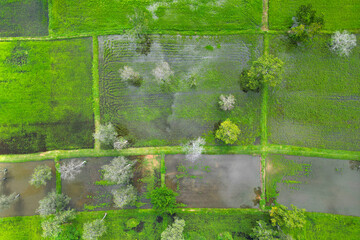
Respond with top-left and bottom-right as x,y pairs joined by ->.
29,165 -> 52,187
101,157 -> 136,185
270,204 -> 306,229
248,55 -> 284,88
0,193 -> 19,212
59,159 -> 86,181
112,185 -> 137,208
113,137 -> 128,150
93,123 -> 117,146
250,220 -> 279,240
161,217 -> 185,240
219,94 -> 236,111
240,69 -> 260,92
182,137 -> 205,162
217,232 -> 233,240
215,119 -> 240,144
150,186 -> 178,214
289,4 -> 324,44
37,191 -> 71,216
83,214 -> 107,240
41,209 -> 76,238
119,66 -> 143,87
152,61 -> 174,84
330,31 -> 357,57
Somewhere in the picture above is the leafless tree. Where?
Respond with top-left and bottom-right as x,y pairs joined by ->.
59,159 -> 86,181
101,157 -> 136,185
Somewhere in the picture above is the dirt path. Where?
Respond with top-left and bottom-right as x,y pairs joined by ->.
261,0 -> 269,31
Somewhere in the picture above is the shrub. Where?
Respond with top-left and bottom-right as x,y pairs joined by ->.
217,232 -> 233,240
240,69 -> 260,92
219,94 -> 236,111
113,137 -> 128,150
152,61 -> 174,84
83,219 -> 107,240
37,191 -> 71,216
215,119 -> 240,144
59,159 -> 86,181
126,218 -> 140,229
161,217 -> 185,240
41,210 -> 76,238
0,193 -> 20,212
250,220 -> 279,240
29,165 -> 52,187
330,31 -> 357,57
93,123 -> 117,146
112,185 -> 137,208
270,204 -> 306,229
101,156 -> 136,185
183,137 -> 205,162
119,66 -> 143,87
150,186 -> 178,214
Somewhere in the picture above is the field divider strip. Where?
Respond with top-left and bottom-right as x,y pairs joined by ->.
260,152 -> 267,210
92,35 -> 101,150
54,157 -> 62,194
161,154 -> 166,187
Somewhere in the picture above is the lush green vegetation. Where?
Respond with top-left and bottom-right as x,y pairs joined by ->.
269,0 -> 360,30
0,38 -> 94,154
0,0 -> 48,37
50,0 -> 262,35
268,34 -> 360,151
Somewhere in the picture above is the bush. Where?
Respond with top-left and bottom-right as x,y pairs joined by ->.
29,165 -> 52,187
219,94 -> 236,111
101,156 -> 136,185
270,204 -> 306,229
215,119 -> 240,145
93,123 -> 117,146
161,217 -> 185,240
83,219 -> 107,240
250,220 -> 279,240
119,66 -> 143,87
37,191 -> 71,216
217,232 -> 233,240
126,218 -> 140,229
182,137 -> 205,162
150,186 -> 178,214
112,185 -> 137,209
330,31 -> 357,57
152,61 -> 174,84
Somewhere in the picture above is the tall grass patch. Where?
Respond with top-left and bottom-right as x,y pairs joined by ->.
0,38 -> 94,154
268,34 -> 360,151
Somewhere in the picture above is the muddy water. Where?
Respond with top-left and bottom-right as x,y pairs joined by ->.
271,155 -> 360,216
165,154 -> 261,208
61,156 -> 159,211
0,160 -> 55,217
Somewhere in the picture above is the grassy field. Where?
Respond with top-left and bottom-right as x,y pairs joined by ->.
0,0 -> 48,37
0,209 -> 359,239
0,38 -> 94,154
50,0 -> 262,35
99,34 -> 263,147
268,34 -> 360,151
268,0 -> 360,30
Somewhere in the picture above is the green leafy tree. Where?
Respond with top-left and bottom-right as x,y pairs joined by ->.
37,191 -> 71,216
270,204 -> 306,229
29,165 -> 52,187
41,210 -> 76,239
289,4 -> 324,44
150,186 -> 178,214
217,231 -> 233,240
240,69 -> 260,92
161,217 -> 185,240
83,214 -> 107,240
215,119 -> 240,144
0,193 -> 20,212
248,55 -> 284,88
250,220 -> 279,240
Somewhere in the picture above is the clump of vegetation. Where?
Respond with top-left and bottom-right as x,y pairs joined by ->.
128,10 -> 153,56
250,220 -> 279,240
217,232 -> 233,240
240,55 -> 284,92
0,193 -> 20,212
126,218 -> 140,229
29,165 -> 52,187
289,4 -> 324,44
270,204 -> 307,229
152,61 -> 174,84
161,217 -> 185,240
101,157 -> 136,185
183,137 -> 205,162
330,31 -> 357,57
215,119 -> 240,144
5,44 -> 28,67
59,159 -> 86,181
150,186 -> 178,214
219,94 -> 236,111
119,66 -> 143,87
93,123 -> 117,146
37,191 -> 71,216
112,185 -> 137,208
41,209 -> 76,239
113,137 -> 129,150
83,214 -> 107,240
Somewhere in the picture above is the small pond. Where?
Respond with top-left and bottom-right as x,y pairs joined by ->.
0,160 -> 56,217
266,155 -> 360,216
165,154 -> 261,208
61,155 -> 160,211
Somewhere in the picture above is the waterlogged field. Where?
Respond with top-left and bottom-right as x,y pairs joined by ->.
0,0 -> 48,37
165,154 -> 261,208
266,155 -> 360,216
61,156 -> 160,211
99,34 -> 263,147
268,34 -> 360,151
0,160 -> 56,217
269,0 -> 360,30
50,0 -> 262,35
0,39 -> 94,154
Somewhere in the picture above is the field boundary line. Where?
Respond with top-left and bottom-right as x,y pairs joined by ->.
92,36 -> 101,150
261,0 -> 269,31
160,154 -> 166,187
54,157 -> 62,194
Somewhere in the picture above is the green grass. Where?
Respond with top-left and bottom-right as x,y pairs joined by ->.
92,36 -> 101,150
0,0 -> 48,37
268,34 -> 360,151
269,0 -> 360,30
55,157 -> 62,194
100,34 -> 263,147
0,215 -> 42,240
50,0 -> 262,36
0,38 -> 95,154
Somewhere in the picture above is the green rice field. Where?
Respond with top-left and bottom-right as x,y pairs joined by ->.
0,38 -> 94,154
269,0 -> 360,30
